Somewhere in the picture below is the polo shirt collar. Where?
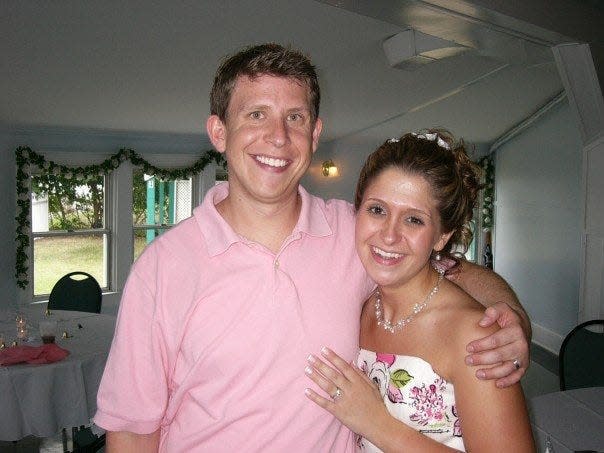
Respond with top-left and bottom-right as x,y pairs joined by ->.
295,185 -> 332,238
194,183 -> 333,257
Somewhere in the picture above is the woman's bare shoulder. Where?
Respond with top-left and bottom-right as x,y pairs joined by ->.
431,281 -> 499,360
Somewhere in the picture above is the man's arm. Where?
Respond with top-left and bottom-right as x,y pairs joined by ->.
448,260 -> 531,388
106,430 -> 160,453
450,260 -> 531,336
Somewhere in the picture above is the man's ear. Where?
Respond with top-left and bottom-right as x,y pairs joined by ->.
311,117 -> 323,154
206,115 -> 227,153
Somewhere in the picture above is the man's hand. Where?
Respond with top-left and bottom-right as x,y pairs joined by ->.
466,302 -> 530,388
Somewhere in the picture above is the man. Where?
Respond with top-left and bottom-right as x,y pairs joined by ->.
95,43 -> 530,452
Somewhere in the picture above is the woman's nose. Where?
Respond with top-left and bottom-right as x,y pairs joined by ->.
380,218 -> 401,245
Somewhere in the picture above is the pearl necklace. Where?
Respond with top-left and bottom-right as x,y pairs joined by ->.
374,269 -> 445,334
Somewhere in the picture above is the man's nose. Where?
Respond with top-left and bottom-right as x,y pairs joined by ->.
265,118 -> 289,147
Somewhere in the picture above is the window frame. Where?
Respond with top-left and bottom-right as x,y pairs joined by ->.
28,153 -> 113,301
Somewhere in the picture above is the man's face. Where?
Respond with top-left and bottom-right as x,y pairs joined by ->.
207,74 -> 322,206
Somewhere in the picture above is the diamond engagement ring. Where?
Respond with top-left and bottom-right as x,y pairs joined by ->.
513,359 -> 521,370
331,387 -> 342,400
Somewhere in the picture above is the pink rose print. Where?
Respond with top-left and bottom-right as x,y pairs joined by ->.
376,352 -> 396,367
408,378 -> 448,426
366,352 -> 410,404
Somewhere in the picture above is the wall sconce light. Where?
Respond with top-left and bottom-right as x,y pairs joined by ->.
321,159 -> 339,177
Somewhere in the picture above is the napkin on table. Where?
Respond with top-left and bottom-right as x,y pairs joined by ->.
0,343 -> 70,366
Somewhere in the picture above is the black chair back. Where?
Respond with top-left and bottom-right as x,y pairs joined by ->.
48,271 -> 102,314
559,319 -> 604,390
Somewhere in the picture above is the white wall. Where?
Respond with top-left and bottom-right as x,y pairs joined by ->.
0,126 -> 17,315
303,134 -> 381,203
494,101 -> 583,353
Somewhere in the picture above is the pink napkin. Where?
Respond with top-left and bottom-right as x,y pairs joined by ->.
0,343 -> 70,366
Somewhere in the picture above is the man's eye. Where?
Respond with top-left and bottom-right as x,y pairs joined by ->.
287,113 -> 302,121
407,216 -> 424,225
250,111 -> 263,119
367,205 -> 385,215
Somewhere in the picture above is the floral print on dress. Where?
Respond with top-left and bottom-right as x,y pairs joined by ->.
452,404 -> 462,437
357,349 -> 465,452
409,378 -> 447,425
364,352 -> 412,403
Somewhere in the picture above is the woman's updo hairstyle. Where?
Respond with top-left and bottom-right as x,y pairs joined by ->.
354,129 -> 483,255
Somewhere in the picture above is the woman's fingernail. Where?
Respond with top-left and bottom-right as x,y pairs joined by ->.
321,346 -> 329,355
465,356 -> 474,365
307,354 -> 315,363
477,370 -> 486,379
304,366 -> 313,375
467,345 -> 475,353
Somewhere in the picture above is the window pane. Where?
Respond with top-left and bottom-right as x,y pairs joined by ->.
33,234 -> 107,295
132,170 -> 192,257
31,174 -> 105,231
133,171 -> 192,227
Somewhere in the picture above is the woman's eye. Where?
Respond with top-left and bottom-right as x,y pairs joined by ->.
406,216 -> 424,225
250,111 -> 263,119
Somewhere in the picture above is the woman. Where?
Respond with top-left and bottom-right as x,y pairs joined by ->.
304,131 -> 535,452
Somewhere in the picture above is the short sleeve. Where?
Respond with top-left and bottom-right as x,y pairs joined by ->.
94,250 -> 169,434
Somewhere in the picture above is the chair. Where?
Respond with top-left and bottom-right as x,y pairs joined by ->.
48,271 -> 105,452
559,319 -> 604,391
48,271 -> 102,314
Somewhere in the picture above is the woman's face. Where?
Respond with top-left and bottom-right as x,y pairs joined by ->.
355,167 -> 452,289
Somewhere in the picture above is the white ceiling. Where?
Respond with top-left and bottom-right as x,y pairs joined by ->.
2,0 -> 602,148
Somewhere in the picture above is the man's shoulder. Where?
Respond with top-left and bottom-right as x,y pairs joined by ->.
307,192 -> 354,218
135,215 -> 206,269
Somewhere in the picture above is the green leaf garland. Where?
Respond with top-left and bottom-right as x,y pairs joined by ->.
14,146 -> 225,289
478,155 -> 495,232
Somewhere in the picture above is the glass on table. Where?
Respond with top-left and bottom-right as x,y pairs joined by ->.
39,320 -> 58,344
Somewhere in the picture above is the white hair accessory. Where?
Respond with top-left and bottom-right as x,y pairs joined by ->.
411,132 -> 451,150
387,138 -> 400,143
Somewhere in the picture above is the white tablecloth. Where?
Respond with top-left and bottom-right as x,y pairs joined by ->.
0,309 -> 116,441
529,387 -> 604,452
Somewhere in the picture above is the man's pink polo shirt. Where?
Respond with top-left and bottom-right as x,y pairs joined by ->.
94,183 -> 373,452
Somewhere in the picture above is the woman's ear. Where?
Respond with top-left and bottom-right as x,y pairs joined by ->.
206,115 -> 227,153
434,231 -> 454,253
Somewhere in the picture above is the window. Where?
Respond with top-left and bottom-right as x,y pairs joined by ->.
132,170 -> 193,260
31,173 -> 110,297
19,148 -> 222,306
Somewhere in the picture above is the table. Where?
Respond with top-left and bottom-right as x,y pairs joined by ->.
528,387 -> 604,452
0,309 -> 116,441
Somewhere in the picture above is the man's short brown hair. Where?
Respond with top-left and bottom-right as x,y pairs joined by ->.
210,43 -> 320,122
